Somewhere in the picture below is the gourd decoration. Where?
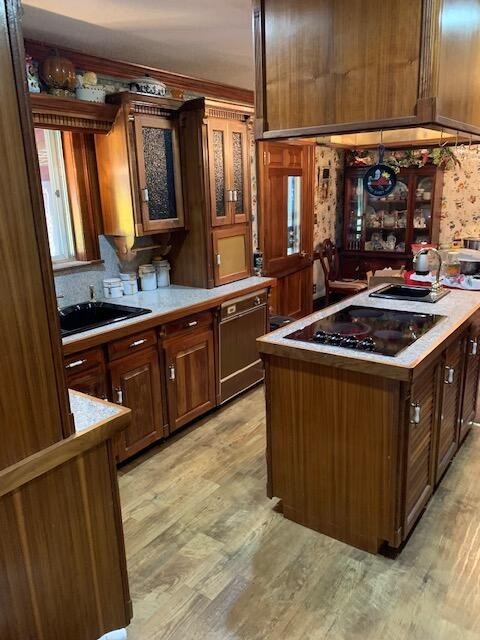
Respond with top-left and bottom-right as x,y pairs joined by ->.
40,51 -> 76,97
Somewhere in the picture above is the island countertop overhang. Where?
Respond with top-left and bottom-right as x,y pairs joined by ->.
258,287 -> 480,381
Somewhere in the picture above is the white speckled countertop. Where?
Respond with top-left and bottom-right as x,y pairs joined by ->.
69,390 -> 124,433
62,276 -> 274,350
258,286 -> 480,373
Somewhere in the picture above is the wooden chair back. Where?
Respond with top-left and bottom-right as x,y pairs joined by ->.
318,239 -> 340,283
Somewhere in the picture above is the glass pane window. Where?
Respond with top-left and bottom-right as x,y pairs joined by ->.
213,129 -> 226,217
286,176 -> 301,255
231,131 -> 244,214
34,128 -> 75,262
142,126 -> 177,220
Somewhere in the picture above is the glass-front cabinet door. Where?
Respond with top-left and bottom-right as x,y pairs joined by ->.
229,122 -> 250,224
208,118 -> 250,226
345,172 -> 410,254
134,115 -> 184,233
412,175 -> 434,245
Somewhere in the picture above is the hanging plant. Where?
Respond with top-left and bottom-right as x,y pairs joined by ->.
346,145 -> 461,171
431,146 -> 461,170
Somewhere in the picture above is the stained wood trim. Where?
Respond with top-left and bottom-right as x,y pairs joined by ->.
25,38 -> 254,105
0,398 -> 131,499
260,116 -> 424,140
252,0 -> 267,137
418,0 -> 442,100
5,0 -> 74,440
30,94 -> 118,133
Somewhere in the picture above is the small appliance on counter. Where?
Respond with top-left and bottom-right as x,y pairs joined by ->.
285,305 -> 444,357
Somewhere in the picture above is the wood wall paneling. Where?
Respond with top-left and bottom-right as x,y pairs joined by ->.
0,0 -> 74,472
262,0 -> 422,132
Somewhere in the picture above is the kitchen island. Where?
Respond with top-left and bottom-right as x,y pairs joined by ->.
257,288 -> 480,553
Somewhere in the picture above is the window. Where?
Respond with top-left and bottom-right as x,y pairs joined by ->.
35,128 -> 76,263
34,128 -> 101,267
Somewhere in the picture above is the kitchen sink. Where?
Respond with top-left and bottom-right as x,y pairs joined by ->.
369,284 -> 450,303
59,301 -> 152,337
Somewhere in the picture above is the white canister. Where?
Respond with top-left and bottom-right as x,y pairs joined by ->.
138,264 -> 157,291
152,258 -> 171,287
103,278 -> 123,299
120,272 -> 138,296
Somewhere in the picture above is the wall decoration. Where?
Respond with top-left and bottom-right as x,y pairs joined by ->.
346,146 -> 461,172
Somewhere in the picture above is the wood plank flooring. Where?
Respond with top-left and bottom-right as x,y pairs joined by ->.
119,386 -> 480,640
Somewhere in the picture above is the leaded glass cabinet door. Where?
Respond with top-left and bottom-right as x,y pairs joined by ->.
207,118 -> 232,226
134,115 -> 184,233
229,121 -> 250,224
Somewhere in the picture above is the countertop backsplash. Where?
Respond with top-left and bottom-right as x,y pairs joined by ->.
54,236 -> 141,307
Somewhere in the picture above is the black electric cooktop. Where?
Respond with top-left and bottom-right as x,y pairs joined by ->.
284,305 -> 445,357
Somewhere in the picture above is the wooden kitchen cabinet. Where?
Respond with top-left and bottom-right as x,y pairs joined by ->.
163,325 -> 215,432
435,338 -> 464,483
404,359 -> 441,537
110,347 -> 166,462
212,224 -> 250,286
64,347 -> 108,400
207,117 -> 250,226
459,321 -> 480,444
253,0 -> 480,140
95,92 -> 184,237
171,98 -> 253,288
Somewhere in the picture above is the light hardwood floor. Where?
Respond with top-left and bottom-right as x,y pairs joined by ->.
119,386 -> 480,640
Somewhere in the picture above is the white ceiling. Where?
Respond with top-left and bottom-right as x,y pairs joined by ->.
22,0 -> 254,89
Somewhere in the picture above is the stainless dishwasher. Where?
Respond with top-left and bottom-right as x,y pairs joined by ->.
218,289 -> 268,403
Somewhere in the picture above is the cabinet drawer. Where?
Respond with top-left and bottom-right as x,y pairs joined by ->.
108,329 -> 157,361
64,347 -> 104,374
163,311 -> 212,338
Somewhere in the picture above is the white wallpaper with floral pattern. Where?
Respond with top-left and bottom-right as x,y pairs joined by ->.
439,145 -> 480,245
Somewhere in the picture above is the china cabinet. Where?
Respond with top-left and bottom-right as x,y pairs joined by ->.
170,98 -> 254,288
341,165 -> 443,278
95,92 -> 184,237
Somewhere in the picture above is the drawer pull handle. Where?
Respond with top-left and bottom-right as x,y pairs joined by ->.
470,339 -> 478,356
115,387 -> 123,404
129,338 -> 147,348
65,359 -> 87,369
254,296 -> 261,306
186,320 -> 198,328
445,366 -> 455,384
169,364 -> 176,381
410,402 -> 421,425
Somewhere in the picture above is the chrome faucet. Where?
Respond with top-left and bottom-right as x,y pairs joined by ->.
89,284 -> 96,302
56,294 -> 64,312
414,248 -> 443,291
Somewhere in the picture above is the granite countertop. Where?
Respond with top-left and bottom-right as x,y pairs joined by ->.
69,390 -> 124,433
258,286 -> 480,372
62,276 -> 274,349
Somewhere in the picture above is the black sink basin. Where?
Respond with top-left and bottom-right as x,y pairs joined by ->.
369,284 -> 450,303
59,301 -> 151,337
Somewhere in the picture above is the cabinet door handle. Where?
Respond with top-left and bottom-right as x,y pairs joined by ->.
169,364 -> 176,381
470,339 -> 478,356
65,359 -> 87,369
444,366 -> 455,384
129,338 -> 147,348
254,296 -> 261,306
185,320 -> 198,328
410,402 -> 421,425
216,253 -> 221,266
231,189 -> 238,202
225,189 -> 233,202
115,387 -> 123,404
141,188 -> 149,202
